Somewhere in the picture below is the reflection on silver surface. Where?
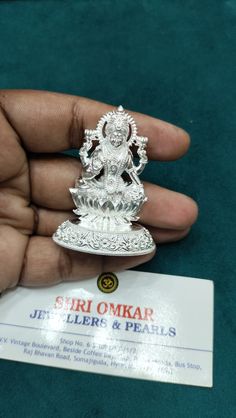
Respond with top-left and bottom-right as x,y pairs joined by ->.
53,106 -> 155,255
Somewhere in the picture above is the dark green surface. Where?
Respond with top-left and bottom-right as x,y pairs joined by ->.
0,1 -> 236,417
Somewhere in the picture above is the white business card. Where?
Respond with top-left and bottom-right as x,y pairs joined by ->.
0,271 -> 213,387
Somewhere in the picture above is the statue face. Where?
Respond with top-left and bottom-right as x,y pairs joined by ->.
106,122 -> 129,148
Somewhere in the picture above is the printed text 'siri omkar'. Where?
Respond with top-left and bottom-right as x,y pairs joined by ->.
29,296 -> 176,337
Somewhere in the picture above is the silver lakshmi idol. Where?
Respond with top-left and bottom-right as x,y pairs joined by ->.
53,106 -> 155,256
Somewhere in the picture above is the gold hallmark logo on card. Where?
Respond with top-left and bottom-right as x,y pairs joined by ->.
97,272 -> 119,294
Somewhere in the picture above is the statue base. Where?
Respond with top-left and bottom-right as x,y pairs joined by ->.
52,219 -> 155,256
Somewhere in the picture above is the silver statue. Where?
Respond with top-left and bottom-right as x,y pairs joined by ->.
53,106 -> 155,255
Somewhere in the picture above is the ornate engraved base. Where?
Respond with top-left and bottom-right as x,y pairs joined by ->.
52,219 -> 155,256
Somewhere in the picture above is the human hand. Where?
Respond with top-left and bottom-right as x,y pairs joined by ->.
0,90 -> 198,291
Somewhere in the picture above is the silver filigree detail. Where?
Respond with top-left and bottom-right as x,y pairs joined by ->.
53,220 -> 154,256
53,105 -> 155,256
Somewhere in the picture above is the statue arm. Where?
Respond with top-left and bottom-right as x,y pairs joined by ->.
79,149 -> 102,184
78,130 -> 103,184
80,129 -> 97,169
125,152 -> 142,186
133,136 -> 148,175
125,134 -> 148,184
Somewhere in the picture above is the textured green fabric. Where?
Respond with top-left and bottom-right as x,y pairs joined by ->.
0,1 -> 236,417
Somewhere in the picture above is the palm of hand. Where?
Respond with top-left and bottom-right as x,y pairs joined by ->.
0,90 -> 198,292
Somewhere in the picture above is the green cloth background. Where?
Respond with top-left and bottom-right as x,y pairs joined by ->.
0,1 -> 235,417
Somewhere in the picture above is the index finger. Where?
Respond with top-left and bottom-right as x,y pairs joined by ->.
0,89 -> 190,161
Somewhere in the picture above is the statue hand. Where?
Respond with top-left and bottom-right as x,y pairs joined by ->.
0,90 -> 198,291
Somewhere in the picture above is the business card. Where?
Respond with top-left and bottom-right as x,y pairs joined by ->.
0,271 -> 213,387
